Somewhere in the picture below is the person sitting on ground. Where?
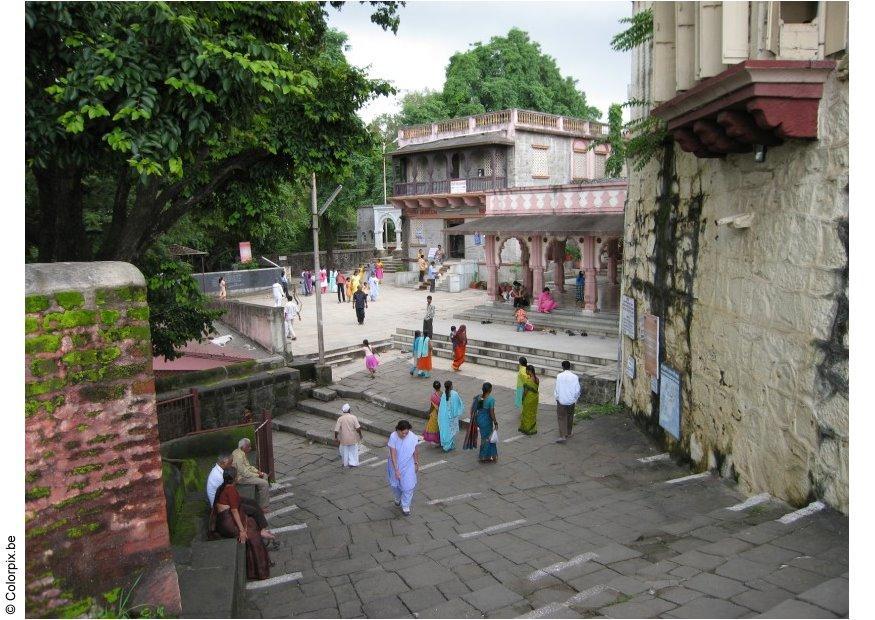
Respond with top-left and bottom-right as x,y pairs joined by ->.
209,467 -> 272,580
537,287 -> 558,313
515,307 -> 528,332
232,438 -> 271,509
207,453 -> 275,541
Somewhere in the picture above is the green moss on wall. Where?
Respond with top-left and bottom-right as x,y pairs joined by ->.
25,317 -> 39,333
101,468 -> 128,481
87,433 -> 117,445
126,306 -> 150,321
80,384 -> 125,402
71,334 -> 89,347
54,291 -> 85,310
26,377 -> 66,398
30,358 -> 57,377
55,489 -> 103,510
25,471 -> 41,484
99,310 -> 120,325
27,518 -> 68,539
26,295 -> 50,313
42,310 -> 97,330
69,463 -> 103,475
66,522 -> 101,539
101,325 -> 151,343
25,334 -> 62,354
26,486 -> 51,501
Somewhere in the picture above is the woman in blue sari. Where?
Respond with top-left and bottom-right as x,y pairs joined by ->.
368,274 -> 380,301
474,382 -> 498,463
410,331 -> 432,377
437,380 -> 463,452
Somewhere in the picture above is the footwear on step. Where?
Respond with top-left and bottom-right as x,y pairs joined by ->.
555,437 -> 566,444
393,499 -> 401,507
402,508 -> 411,516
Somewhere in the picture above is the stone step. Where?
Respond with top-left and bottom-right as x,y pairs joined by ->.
273,409 -> 388,447
465,303 -> 621,325
306,338 -> 393,368
312,387 -> 337,402
328,386 -> 472,430
395,329 -> 614,367
296,397 -> 422,437
454,308 -> 619,337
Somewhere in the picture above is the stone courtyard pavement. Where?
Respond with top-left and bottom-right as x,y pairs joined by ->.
244,360 -> 849,618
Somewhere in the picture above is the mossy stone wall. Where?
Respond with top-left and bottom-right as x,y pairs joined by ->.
24,262 -> 181,617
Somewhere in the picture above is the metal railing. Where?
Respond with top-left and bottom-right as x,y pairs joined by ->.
156,388 -> 201,443
393,176 -> 507,197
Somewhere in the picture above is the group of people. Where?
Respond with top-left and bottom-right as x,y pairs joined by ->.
205,437 -> 277,581
515,356 -> 582,442
420,380 -> 499,463
417,248 -> 443,292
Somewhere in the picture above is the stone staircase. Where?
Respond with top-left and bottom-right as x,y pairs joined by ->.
454,302 -> 620,338
304,337 -> 393,369
393,328 -> 615,381
377,256 -> 405,273
412,262 -> 454,291
273,384 -> 471,448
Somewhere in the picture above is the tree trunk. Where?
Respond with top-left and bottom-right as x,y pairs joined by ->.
96,166 -> 132,260
33,166 -> 86,262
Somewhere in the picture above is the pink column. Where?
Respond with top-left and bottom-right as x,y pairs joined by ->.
485,235 -> 499,300
531,236 -> 544,298
607,239 -> 618,285
582,235 -> 599,312
552,239 -> 566,293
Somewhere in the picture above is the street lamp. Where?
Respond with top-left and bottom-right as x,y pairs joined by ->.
311,173 -> 342,370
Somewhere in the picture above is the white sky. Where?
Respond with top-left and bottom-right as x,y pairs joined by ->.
327,0 -> 632,123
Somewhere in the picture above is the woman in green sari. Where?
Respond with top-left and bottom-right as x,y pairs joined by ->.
518,364 -> 539,435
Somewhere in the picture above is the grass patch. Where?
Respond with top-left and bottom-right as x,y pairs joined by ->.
574,402 -> 625,422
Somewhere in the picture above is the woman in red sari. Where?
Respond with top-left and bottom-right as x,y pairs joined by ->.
210,467 -> 271,580
451,324 -> 468,371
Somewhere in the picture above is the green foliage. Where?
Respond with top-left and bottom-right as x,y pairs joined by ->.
139,249 -> 222,360
574,402 -> 625,421
26,295 -> 50,313
610,9 -> 653,52
399,28 -> 601,124
55,291 -> 85,309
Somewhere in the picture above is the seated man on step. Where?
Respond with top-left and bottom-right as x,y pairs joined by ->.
232,438 -> 271,509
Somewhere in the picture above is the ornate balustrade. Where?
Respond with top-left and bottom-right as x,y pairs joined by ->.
393,176 -> 507,197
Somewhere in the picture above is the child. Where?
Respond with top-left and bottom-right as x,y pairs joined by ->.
515,307 -> 528,332
363,339 -> 379,378
334,403 -> 363,467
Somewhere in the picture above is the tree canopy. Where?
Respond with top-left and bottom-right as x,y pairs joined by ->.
399,28 -> 601,125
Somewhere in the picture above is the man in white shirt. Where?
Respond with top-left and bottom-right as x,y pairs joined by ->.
272,279 -> 284,307
553,360 -> 581,443
423,296 -> 435,338
284,298 -> 301,340
334,403 -> 364,467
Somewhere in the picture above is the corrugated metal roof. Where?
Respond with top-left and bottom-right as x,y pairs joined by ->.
447,214 -> 624,235
392,131 -> 514,155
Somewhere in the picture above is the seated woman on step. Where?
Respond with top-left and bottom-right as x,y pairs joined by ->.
210,467 -> 271,580
537,287 -> 558,313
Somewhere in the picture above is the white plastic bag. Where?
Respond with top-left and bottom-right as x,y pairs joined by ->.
489,429 -> 499,443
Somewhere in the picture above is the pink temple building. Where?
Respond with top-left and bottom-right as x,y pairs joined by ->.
390,109 -> 627,312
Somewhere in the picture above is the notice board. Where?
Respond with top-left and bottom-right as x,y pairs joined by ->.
643,314 -> 660,378
659,363 -> 681,439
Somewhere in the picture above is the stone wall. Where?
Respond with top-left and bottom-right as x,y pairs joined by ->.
24,262 -> 181,617
620,70 -> 848,512
272,248 -> 380,275
511,131 -> 574,187
211,299 -> 289,360
193,266 -> 282,296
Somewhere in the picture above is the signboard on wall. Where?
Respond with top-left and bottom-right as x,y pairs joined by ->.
644,314 -> 660,378
659,364 -> 682,439
626,356 -> 636,379
621,295 -> 636,339
473,233 -> 482,246
239,241 -> 252,263
450,180 -> 467,194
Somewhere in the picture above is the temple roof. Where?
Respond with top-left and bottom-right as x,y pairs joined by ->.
392,131 -> 514,155
448,213 -> 623,235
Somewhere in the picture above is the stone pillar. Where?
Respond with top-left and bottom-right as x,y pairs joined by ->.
583,235 -> 599,312
394,217 -> 402,249
485,235 -> 499,300
531,236 -> 544,298
551,239 -> 566,293
374,225 -> 384,251
607,238 -> 618,284
24,262 -> 181,617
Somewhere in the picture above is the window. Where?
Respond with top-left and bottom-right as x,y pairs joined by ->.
531,145 -> 549,178
572,150 -> 588,180
594,154 -> 607,179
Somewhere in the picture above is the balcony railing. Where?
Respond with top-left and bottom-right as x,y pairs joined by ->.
398,108 -> 607,144
393,177 -> 507,197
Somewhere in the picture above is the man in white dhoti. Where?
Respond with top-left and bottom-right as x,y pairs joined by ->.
284,298 -> 300,340
334,404 -> 363,467
387,420 -> 420,516
271,279 -> 284,307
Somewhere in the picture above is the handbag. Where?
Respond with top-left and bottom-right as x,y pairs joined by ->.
489,429 -> 499,443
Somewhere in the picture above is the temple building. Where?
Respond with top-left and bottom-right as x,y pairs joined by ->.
622,1 -> 848,512
390,109 -> 628,311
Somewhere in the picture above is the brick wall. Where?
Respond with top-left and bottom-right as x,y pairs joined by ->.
24,263 -> 181,617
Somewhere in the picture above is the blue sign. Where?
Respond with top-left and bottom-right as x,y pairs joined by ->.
658,364 -> 681,439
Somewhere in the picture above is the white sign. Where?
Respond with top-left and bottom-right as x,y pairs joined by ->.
626,357 -> 636,379
450,180 -> 467,194
659,364 -> 682,439
427,247 -> 438,260
621,295 -> 636,339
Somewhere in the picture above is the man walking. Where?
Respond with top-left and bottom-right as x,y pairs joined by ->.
334,403 -> 364,467
554,360 -> 581,443
336,271 -> 347,303
417,253 -> 427,283
353,285 -> 368,325
272,278 -> 285,307
284,297 -> 301,341
423,295 -> 435,338
232,438 -> 271,508
280,271 -> 290,299
427,261 -> 437,292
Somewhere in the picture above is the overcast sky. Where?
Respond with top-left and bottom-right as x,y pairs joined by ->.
327,0 -> 632,123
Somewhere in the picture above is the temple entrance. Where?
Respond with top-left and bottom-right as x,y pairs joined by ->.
446,219 -> 466,259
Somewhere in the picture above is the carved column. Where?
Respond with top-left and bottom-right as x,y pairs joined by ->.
582,235 -> 599,312
551,239 -> 566,293
485,234 -> 498,300
607,238 -> 618,284
374,220 -> 384,251
531,236 -> 544,298
394,216 -> 402,249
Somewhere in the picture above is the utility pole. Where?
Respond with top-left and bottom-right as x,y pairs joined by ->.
382,141 -> 387,205
310,174 -> 343,368
311,173 -> 324,366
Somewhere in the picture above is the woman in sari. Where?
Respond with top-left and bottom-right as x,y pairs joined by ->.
320,268 -> 328,293
518,365 -> 540,435
412,331 -> 432,378
422,381 -> 442,445
368,274 -> 380,301
375,259 -> 384,280
515,357 -> 528,410
473,382 -> 498,463
437,380 -> 463,452
349,269 -> 361,298
451,324 -> 468,371
387,420 -> 419,516
345,272 -> 353,303
537,287 -> 558,313
210,467 -> 271,580
329,269 -> 337,293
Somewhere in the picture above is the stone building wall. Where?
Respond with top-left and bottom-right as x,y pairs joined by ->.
621,70 -> 848,513
511,131 -> 574,187
24,262 -> 181,616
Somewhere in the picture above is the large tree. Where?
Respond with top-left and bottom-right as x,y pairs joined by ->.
399,28 -> 601,125
25,1 -> 400,263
